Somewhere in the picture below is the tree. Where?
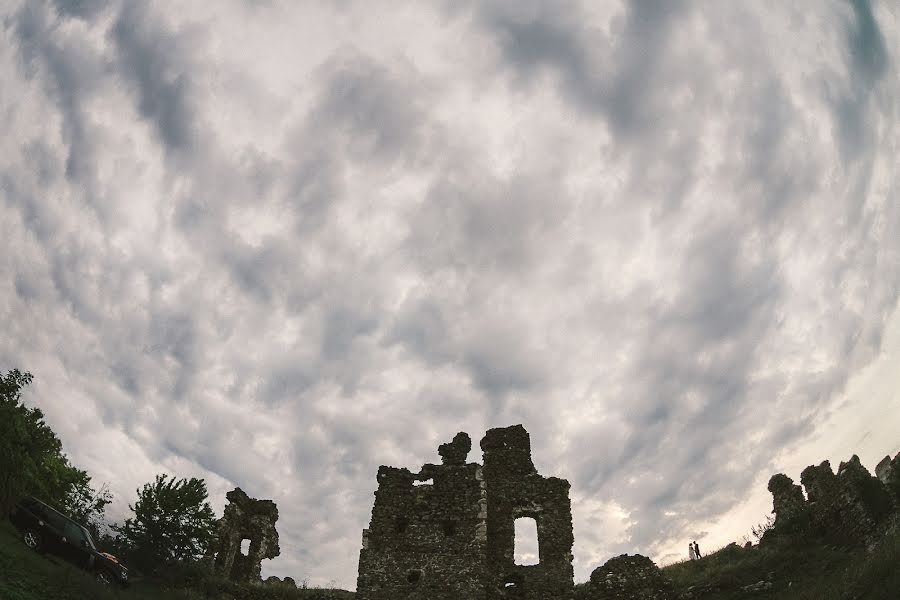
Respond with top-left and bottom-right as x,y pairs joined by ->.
113,474 -> 217,570
0,369 -> 113,524
1,369 -> 63,513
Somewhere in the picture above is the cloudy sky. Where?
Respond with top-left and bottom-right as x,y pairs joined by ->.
2,0 -> 899,588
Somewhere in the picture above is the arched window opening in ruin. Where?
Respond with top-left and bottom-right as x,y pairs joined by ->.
240,538 -> 250,555
406,569 -> 421,584
395,517 -> 409,533
514,517 -> 539,565
412,478 -> 433,487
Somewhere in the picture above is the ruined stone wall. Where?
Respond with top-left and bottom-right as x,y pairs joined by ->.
211,488 -> 281,583
766,473 -> 809,534
357,426 -> 574,600
482,425 -> 574,600
766,452 -> 897,547
875,451 -> 900,503
356,433 -> 489,600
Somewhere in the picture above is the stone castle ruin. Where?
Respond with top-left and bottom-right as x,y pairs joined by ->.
209,488 -> 281,583
765,451 -> 900,547
356,425 -> 575,600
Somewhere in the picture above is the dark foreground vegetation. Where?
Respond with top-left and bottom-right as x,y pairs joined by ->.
0,518 -> 352,600
661,528 -> 900,600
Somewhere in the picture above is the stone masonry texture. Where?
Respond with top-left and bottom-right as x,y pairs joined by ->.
765,452 -> 898,547
579,554 -> 676,600
211,488 -> 281,583
356,425 -> 575,600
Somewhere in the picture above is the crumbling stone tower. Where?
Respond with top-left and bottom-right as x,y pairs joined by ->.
357,425 -> 574,600
211,488 -> 281,583
482,425 -> 575,599
765,453 -> 897,547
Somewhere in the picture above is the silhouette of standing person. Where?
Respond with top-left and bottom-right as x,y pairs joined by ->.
693,541 -> 702,559
688,543 -> 696,561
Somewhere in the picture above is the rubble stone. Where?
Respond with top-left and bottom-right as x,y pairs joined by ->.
583,554 -> 676,600
356,425 -> 574,600
210,488 -> 281,583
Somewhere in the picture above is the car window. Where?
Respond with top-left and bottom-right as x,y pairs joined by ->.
82,528 -> 98,550
64,521 -> 87,545
41,507 -> 70,532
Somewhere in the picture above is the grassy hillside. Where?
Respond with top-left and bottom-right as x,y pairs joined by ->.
5,512 -> 899,599
0,519 -> 353,600
662,527 -> 900,600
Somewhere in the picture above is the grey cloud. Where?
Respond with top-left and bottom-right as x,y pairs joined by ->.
311,50 -> 428,163
476,0 -> 686,137
409,167 -> 572,275
12,3 -> 106,190
846,0 -> 887,85
833,0 -> 890,161
110,1 -> 198,153
50,0 -> 110,21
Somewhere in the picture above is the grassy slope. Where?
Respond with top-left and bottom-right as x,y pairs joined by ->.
6,513 -> 899,599
0,520 -> 353,600
0,519 -> 142,600
662,528 -> 900,600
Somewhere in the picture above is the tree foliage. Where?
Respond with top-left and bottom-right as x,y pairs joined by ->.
113,474 -> 217,570
0,369 -> 112,525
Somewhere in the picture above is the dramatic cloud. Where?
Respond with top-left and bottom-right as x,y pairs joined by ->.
2,0 -> 898,587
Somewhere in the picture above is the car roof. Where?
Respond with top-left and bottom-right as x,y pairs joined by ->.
24,497 -> 81,527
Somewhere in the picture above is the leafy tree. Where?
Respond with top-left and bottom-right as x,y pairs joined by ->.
113,474 -> 217,570
1,369 -> 64,513
0,369 -> 113,524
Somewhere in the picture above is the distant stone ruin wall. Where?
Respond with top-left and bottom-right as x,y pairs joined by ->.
766,450 -> 899,546
356,425 -> 575,600
211,488 -> 281,583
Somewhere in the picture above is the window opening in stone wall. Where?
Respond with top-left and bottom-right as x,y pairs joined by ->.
412,478 -> 433,486
240,539 -> 250,555
514,517 -> 539,565
407,569 -> 422,584
395,517 -> 409,533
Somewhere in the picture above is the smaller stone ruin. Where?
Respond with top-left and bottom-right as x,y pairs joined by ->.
210,487 -> 281,582
764,452 -> 898,547
576,554 -> 676,600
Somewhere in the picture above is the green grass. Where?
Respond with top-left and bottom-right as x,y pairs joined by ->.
6,511 -> 899,600
0,519 -> 353,600
662,526 -> 900,599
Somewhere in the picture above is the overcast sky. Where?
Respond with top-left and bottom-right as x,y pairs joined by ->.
2,0 -> 899,588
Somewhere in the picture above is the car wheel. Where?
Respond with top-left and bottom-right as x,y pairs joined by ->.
22,530 -> 41,551
95,570 -> 114,586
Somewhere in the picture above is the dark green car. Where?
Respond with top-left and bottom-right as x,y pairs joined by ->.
9,496 -> 129,588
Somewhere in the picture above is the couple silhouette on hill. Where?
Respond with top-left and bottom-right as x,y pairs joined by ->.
688,540 -> 702,560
